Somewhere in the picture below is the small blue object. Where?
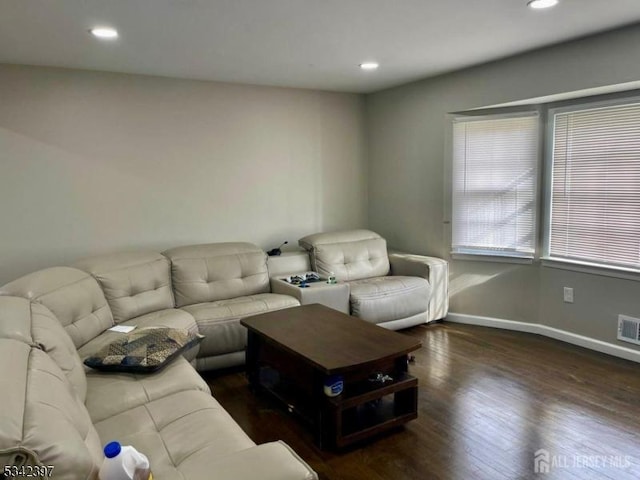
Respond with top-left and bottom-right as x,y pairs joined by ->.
104,441 -> 122,458
323,375 -> 344,397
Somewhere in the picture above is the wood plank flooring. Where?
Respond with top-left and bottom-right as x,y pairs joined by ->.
202,322 -> 640,480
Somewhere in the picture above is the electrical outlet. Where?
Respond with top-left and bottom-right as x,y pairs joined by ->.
563,287 -> 574,303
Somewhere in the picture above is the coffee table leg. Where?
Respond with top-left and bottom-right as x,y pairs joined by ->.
246,330 -> 260,392
395,354 -> 409,373
314,409 -> 324,448
313,370 -> 331,448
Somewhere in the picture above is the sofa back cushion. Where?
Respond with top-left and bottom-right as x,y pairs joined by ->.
0,267 -> 114,348
163,243 -> 269,307
74,251 -> 174,324
0,296 -> 88,402
0,339 -> 102,479
298,229 -> 390,282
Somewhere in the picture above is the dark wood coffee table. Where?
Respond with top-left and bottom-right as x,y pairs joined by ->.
241,304 -> 421,448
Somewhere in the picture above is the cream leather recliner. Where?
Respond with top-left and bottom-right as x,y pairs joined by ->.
162,242 -> 300,371
299,229 -> 448,330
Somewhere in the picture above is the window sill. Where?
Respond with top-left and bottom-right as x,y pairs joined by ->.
541,257 -> 640,282
451,252 -> 534,265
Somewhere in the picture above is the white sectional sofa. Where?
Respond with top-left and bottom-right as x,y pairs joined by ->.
0,235 -> 447,479
0,294 -> 316,480
0,242 -> 314,480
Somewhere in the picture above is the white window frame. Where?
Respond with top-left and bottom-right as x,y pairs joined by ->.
542,95 -> 640,277
449,110 -> 541,263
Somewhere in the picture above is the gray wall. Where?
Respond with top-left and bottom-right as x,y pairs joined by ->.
3,26 -> 640,351
0,65 -> 367,285
367,25 -> 640,348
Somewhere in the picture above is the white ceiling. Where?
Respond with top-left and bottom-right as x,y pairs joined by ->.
1,0 -> 639,93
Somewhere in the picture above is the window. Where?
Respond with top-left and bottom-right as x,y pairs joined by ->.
546,100 -> 640,271
451,113 -> 539,259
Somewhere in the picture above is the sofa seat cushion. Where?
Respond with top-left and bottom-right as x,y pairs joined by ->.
181,441 -> 317,480
85,356 -> 210,423
349,275 -> 431,324
93,390 -> 255,479
182,293 -> 299,357
78,308 -> 199,362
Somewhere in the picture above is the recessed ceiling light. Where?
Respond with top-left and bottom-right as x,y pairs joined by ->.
527,0 -> 559,9
89,27 -> 119,39
360,62 -> 379,71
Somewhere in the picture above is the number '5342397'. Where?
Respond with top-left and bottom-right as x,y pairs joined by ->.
3,465 -> 55,477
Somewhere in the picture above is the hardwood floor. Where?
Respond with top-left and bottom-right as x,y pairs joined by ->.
202,323 -> 640,480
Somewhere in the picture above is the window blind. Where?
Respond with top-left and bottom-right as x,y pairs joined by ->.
452,113 -> 539,257
549,101 -> 640,270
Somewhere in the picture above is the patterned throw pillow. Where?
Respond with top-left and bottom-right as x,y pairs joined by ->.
84,327 -> 203,373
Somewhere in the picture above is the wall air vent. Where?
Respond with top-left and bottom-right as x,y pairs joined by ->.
617,315 -> 640,345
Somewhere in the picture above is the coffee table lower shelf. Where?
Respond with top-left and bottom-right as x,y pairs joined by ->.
327,373 -> 418,448
255,365 -> 418,449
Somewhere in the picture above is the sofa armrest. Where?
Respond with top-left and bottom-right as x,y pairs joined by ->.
270,277 -> 306,300
388,252 -> 449,321
201,441 -> 318,480
270,277 -> 350,314
267,251 -> 311,278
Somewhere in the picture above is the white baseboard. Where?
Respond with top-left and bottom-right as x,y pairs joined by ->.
446,312 -> 640,364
